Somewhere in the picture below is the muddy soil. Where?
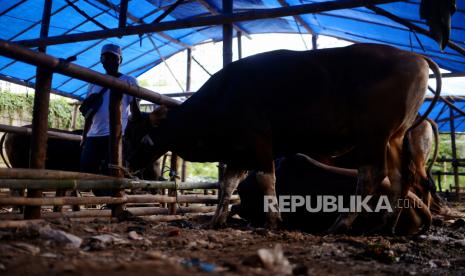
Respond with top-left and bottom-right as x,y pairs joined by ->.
1,204 -> 465,276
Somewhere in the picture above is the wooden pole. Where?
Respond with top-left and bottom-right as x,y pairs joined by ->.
118,0 -> 129,29
312,34 -> 318,50
237,31 -> 242,59
218,0 -> 233,183
0,194 -> 238,206
223,0 -> 233,66
0,40 -> 181,107
169,154 -> 179,214
24,0 -> 53,220
181,49 -> 192,183
0,123 -> 81,141
0,206 -> 218,221
16,0 -> 401,48
108,88 -> 125,217
0,178 -> 219,191
449,108 -> 460,200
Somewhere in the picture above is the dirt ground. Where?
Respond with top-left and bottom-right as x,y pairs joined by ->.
1,204 -> 465,276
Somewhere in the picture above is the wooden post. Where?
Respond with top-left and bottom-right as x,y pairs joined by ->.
181,48 -> 192,183
223,0 -> 233,66
237,31 -> 242,59
218,0 -> 233,182
312,34 -> 318,50
437,171 -> 442,192
109,88 -> 125,217
118,0 -> 129,29
169,153 -> 179,214
24,0 -> 53,220
449,108 -> 460,200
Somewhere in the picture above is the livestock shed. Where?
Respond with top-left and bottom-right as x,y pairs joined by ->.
0,0 -> 464,275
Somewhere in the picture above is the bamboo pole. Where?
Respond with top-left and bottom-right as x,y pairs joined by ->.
0,178 -> 219,191
237,31 -> 242,59
0,124 -> 82,142
0,206 -> 218,220
449,108 -> 461,200
0,40 -> 181,107
169,154 -> 179,214
0,168 -> 113,180
118,0 -> 129,29
0,194 -> 238,206
15,0 -> 401,48
25,0 -> 53,220
108,82 -> 125,217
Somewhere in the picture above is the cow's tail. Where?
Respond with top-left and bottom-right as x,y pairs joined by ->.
0,132 -> 11,168
409,56 -> 442,130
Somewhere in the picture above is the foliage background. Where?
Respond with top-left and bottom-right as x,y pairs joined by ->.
0,90 -> 83,129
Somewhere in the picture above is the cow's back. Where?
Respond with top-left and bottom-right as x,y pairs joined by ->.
159,44 -> 430,165
4,128 -> 81,171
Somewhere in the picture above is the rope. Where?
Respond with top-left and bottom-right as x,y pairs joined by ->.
108,163 -> 139,180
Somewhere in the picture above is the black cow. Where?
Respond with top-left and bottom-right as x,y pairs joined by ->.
125,44 -> 441,232
232,120 -> 446,235
1,127 -> 82,171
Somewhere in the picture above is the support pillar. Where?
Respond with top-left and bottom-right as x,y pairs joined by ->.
312,34 -> 318,50
109,89 -> 125,217
450,108 -> 460,200
24,0 -> 53,220
169,153 -> 179,214
237,31 -> 242,59
219,0 -> 233,181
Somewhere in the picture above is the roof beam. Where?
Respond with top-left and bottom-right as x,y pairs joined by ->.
94,0 -> 191,49
196,0 -> 251,39
65,0 -> 109,30
118,0 -> 129,28
276,0 -> 315,35
15,0 -> 402,47
367,5 -> 465,58
8,0 -> 78,41
0,0 -> 27,17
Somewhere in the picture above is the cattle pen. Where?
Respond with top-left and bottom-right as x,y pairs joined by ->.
0,0 -> 465,275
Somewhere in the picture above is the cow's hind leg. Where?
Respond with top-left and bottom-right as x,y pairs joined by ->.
256,161 -> 282,229
210,167 -> 247,227
328,140 -> 388,233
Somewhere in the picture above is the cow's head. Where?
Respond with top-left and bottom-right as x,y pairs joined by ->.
124,105 -> 169,172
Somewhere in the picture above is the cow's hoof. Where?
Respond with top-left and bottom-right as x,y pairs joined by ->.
264,212 -> 282,230
209,212 -> 229,229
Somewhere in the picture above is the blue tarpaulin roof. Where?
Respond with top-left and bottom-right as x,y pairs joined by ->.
0,0 -> 464,131
421,97 -> 465,132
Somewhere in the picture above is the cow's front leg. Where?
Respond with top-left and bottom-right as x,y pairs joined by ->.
256,161 -> 281,229
210,167 -> 247,227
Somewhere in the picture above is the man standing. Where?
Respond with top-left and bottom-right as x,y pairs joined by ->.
80,44 -> 139,195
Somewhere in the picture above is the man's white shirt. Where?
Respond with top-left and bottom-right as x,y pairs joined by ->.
86,74 -> 137,137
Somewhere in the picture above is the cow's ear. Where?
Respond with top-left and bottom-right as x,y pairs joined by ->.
149,105 -> 168,126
